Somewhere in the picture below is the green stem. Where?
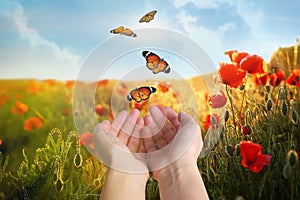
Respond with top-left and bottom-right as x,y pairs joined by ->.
225,84 -> 237,134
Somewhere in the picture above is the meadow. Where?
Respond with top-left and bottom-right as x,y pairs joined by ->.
0,50 -> 300,199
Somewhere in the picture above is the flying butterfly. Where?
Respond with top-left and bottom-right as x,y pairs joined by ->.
139,10 -> 157,23
127,86 -> 156,103
110,26 -> 137,37
142,51 -> 170,74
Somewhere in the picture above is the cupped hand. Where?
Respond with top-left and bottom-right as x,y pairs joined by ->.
93,109 -> 149,175
142,105 -> 203,180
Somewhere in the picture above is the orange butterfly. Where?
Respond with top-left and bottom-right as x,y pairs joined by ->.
110,26 -> 137,37
142,51 -> 170,74
139,10 -> 157,23
127,86 -> 156,103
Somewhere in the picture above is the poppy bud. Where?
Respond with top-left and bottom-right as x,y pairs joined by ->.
264,93 -> 269,103
266,98 -> 273,111
207,167 -> 216,182
239,85 -> 245,90
291,109 -> 299,125
224,109 -> 230,122
266,85 -> 270,93
287,150 -> 299,167
225,145 -> 235,157
242,125 -> 252,135
281,101 -> 288,116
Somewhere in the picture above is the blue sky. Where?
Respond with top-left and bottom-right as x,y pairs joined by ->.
0,0 -> 299,80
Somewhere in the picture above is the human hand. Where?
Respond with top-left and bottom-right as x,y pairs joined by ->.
142,105 -> 203,179
93,109 -> 149,177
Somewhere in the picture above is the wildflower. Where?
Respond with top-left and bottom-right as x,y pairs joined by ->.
45,79 -> 56,87
97,79 -> 109,87
209,90 -> 227,108
269,70 -> 285,86
253,73 -> 268,86
23,117 -> 43,131
239,140 -> 272,173
62,108 -> 69,116
204,114 -> 220,130
225,50 -> 249,65
27,80 -> 43,94
95,104 -> 105,115
239,54 -> 266,74
219,62 -> 246,88
65,80 -> 75,89
0,93 -> 8,106
0,138 -> 2,145
11,101 -> 29,115
286,69 -> 300,87
241,125 -> 252,135
80,132 -> 94,149
157,83 -> 169,93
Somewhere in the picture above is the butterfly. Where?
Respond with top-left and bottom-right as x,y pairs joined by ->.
142,51 -> 170,74
139,10 -> 157,23
110,26 -> 137,37
127,86 -> 156,103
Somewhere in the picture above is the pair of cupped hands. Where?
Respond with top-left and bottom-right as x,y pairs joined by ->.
93,105 -> 203,179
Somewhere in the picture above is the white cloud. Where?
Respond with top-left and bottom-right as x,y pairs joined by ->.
176,10 -> 235,67
0,1 -> 81,79
170,0 -> 232,9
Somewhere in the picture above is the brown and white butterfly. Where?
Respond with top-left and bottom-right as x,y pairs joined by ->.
110,26 -> 137,37
142,51 -> 170,74
127,86 -> 156,103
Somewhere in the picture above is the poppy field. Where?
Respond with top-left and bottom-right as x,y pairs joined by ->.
0,49 -> 300,199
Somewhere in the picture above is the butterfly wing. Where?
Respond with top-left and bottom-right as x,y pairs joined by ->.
122,28 -> 137,37
142,51 -> 161,72
157,60 -> 170,74
110,26 -> 124,34
139,10 -> 157,23
127,88 -> 142,103
127,87 -> 156,103
138,87 -> 156,101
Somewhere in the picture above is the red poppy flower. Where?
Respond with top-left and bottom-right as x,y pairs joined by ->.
157,83 -> 170,93
23,117 -> 43,131
11,101 -> 29,115
204,114 -> 220,130
239,140 -> 272,173
240,54 -> 266,74
209,90 -> 227,108
269,70 -> 285,86
0,139 -> 2,146
97,79 -> 109,87
253,73 -> 268,86
95,104 -> 105,115
286,69 -> 300,87
80,132 -> 94,149
62,108 -> 69,116
225,50 -> 249,66
219,62 -> 246,88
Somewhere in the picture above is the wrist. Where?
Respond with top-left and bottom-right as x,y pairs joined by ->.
106,168 -> 149,187
153,163 -> 198,185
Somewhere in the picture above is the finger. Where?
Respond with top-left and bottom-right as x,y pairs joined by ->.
143,126 -> 157,152
127,117 -> 145,153
118,109 -> 140,145
163,106 -> 180,130
149,106 -> 175,144
147,107 -> 168,149
110,110 -> 128,136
